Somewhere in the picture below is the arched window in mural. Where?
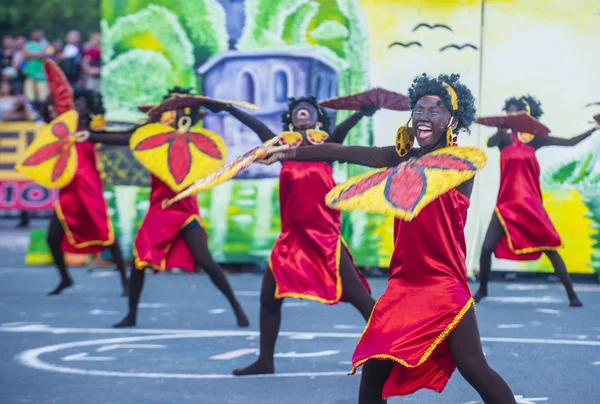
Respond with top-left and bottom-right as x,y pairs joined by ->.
315,75 -> 322,98
274,70 -> 288,102
239,71 -> 256,104
329,79 -> 337,98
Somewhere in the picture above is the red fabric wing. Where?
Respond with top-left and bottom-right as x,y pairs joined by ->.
134,132 -> 175,151
22,140 -> 65,166
52,149 -> 71,181
384,166 -> 425,211
168,135 -> 191,185
44,60 -> 73,115
335,169 -> 391,202
186,133 -> 222,159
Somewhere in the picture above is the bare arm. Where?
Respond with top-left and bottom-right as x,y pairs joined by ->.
24,44 -> 48,60
530,127 -> 598,150
88,128 -> 139,146
291,143 -> 407,168
328,106 -> 378,144
208,103 -> 276,143
82,55 -> 100,76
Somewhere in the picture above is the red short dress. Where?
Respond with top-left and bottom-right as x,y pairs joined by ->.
56,142 -> 113,254
494,133 -> 562,260
350,189 -> 474,398
133,175 -> 205,272
269,161 -> 370,304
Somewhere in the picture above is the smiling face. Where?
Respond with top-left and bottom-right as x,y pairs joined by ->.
411,95 -> 454,151
291,101 -> 319,130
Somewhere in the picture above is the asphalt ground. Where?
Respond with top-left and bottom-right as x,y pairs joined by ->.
0,220 -> 599,403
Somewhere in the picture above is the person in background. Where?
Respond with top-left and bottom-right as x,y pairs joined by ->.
58,30 -> 82,86
0,79 -> 35,122
1,78 -> 36,227
22,28 -> 49,109
1,35 -> 16,71
47,39 -> 64,61
82,33 -> 101,92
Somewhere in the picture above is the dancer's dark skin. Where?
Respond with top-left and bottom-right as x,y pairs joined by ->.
260,94 -> 516,404
112,104 -> 249,328
474,102 -> 598,307
45,95 -> 130,296
205,100 -> 378,376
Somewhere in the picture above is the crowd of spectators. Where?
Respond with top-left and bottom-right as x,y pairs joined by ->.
0,27 -> 102,123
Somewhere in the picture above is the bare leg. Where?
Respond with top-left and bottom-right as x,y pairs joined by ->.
47,213 -> 73,295
180,226 -> 249,327
358,360 -> 394,404
113,264 -> 143,328
544,251 -> 582,307
107,241 -> 128,296
446,307 -> 516,403
339,247 -> 375,321
474,213 -> 504,303
232,269 -> 282,375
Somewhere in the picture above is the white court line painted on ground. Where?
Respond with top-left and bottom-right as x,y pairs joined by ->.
497,324 -> 524,329
89,309 -> 119,316
96,344 -> 165,352
3,325 -> 600,346
592,361 -> 600,366
486,296 -> 562,304
62,353 -> 115,361
334,325 -> 358,330
534,308 -> 561,315
208,309 -> 226,314
138,303 -> 168,309
6,327 -> 600,380
283,302 -> 309,307
504,285 -> 549,291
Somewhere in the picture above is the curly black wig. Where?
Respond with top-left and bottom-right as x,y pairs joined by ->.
502,95 -> 543,119
163,86 -> 193,99
73,87 -> 105,117
408,73 -> 476,133
281,96 -> 331,131
519,94 -> 543,119
502,96 -> 525,114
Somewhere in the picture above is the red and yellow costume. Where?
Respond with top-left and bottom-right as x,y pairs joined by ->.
133,175 -> 204,272
56,141 -> 114,254
494,133 -> 562,260
269,161 -> 370,304
350,188 -> 474,398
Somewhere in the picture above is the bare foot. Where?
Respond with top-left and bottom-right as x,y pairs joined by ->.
473,289 -> 487,303
48,279 -> 73,296
113,314 -> 136,328
232,359 -> 274,376
235,306 -> 250,328
569,296 -> 583,307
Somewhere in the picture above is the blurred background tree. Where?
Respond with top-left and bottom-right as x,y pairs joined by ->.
0,0 -> 100,38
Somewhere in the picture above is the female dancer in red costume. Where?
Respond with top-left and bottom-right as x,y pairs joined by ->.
208,98 -> 377,376
474,95 -> 598,306
113,89 -> 250,328
41,86 -> 129,296
261,74 -> 516,403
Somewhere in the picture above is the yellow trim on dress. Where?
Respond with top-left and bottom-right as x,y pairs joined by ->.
133,214 -> 204,272
55,202 -> 114,249
494,207 -> 564,255
349,298 -> 475,374
270,236 -> 344,305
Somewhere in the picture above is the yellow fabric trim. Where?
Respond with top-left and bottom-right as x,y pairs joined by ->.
55,202 -> 114,249
270,237 -> 344,305
349,298 -> 475,374
133,214 -> 203,272
494,208 -> 564,255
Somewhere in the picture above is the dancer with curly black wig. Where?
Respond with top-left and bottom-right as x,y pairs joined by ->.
42,72 -> 130,296
113,88 -> 249,328
259,74 -> 516,404
205,96 -> 377,376
474,95 -> 599,306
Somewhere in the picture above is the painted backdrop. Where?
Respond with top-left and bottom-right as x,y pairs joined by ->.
96,0 -> 600,274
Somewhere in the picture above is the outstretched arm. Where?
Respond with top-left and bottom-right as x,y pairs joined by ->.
328,106 -> 379,144
264,143 -> 408,168
87,126 -> 141,146
487,128 -> 513,150
206,102 -> 276,143
530,127 -> 598,149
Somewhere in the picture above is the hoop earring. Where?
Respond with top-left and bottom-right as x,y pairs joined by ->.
395,118 -> 414,157
306,122 -> 329,145
446,118 -> 457,147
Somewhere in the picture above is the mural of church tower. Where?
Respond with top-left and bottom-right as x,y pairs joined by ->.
200,1 -> 339,178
